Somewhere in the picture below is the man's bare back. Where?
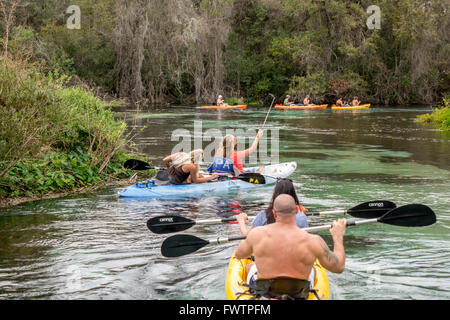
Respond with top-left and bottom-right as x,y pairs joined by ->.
236,194 -> 346,281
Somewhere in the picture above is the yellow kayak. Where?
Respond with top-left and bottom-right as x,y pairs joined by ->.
331,104 -> 371,110
225,250 -> 330,300
275,104 -> 328,110
200,105 -> 247,109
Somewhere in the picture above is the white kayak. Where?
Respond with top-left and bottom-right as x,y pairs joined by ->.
119,162 -> 297,199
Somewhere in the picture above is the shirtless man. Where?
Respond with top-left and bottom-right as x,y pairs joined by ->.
351,97 -> 360,106
235,194 -> 346,284
303,95 -> 311,106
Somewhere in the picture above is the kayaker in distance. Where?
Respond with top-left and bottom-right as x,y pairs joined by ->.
303,95 -> 312,106
236,178 -> 309,236
283,95 -> 295,106
235,194 -> 346,291
351,96 -> 360,106
210,130 -> 265,175
216,95 -> 229,107
336,97 -> 344,107
163,150 -> 218,185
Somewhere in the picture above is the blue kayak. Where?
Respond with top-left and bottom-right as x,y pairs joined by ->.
119,162 -> 297,199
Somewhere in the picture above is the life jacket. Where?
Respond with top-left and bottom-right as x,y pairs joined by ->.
207,155 -> 236,175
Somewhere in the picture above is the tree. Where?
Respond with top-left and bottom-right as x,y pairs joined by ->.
0,0 -> 21,61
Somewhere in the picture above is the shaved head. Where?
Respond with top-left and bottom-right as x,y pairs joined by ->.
273,194 -> 297,216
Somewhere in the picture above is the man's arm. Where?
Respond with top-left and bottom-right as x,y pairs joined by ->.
314,219 -> 346,273
235,238 -> 253,259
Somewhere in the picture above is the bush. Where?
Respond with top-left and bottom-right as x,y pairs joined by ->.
416,97 -> 450,131
0,58 -> 144,198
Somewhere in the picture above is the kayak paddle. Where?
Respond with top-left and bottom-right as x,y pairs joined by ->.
124,159 -> 161,171
160,204 -> 436,257
147,200 -> 396,234
262,93 -> 276,129
235,172 -> 266,185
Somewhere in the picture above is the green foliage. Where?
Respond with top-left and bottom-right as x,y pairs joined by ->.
2,0 -> 449,105
416,97 -> 450,132
0,150 -> 155,198
288,73 -> 328,102
223,0 -> 448,105
0,58 -> 142,199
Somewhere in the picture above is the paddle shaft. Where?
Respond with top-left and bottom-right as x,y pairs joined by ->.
262,94 -> 276,129
200,208 -> 384,224
204,218 -> 379,245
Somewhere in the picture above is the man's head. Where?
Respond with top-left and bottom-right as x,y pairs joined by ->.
273,194 -> 297,219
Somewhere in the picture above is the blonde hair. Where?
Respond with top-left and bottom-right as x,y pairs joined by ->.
222,134 -> 235,158
171,152 -> 191,168
190,149 -> 204,164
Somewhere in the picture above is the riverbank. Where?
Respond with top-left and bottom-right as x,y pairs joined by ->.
0,58 -> 154,207
0,174 -> 155,209
416,98 -> 450,132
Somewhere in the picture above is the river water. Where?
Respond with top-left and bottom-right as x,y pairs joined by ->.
0,105 -> 449,300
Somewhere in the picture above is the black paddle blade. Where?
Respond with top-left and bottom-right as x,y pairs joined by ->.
237,173 -> 266,185
147,215 -> 195,234
161,234 -> 209,258
348,200 -> 397,219
124,159 -> 153,170
379,204 -> 437,227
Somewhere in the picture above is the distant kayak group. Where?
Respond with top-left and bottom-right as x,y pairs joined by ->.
278,94 -> 370,110
200,94 -> 371,110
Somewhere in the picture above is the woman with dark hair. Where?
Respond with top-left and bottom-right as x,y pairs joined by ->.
236,178 -> 309,236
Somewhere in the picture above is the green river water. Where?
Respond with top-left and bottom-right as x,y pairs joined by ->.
0,105 -> 449,300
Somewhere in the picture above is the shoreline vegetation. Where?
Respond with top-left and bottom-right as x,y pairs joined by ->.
0,57 -> 155,208
415,97 -> 450,132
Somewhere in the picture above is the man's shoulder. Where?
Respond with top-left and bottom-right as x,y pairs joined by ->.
247,224 -> 269,239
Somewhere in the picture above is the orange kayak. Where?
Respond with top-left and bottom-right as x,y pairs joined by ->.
275,104 -> 328,110
200,105 -> 247,110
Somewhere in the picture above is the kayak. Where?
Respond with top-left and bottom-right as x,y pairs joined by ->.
331,104 -> 371,110
225,250 -> 330,300
200,105 -> 247,110
119,162 -> 297,199
275,104 -> 328,110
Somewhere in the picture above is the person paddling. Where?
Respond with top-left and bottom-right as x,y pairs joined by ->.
351,96 -> 360,106
236,178 -> 308,236
235,194 -> 346,294
283,95 -> 294,107
303,95 -> 311,106
208,130 -> 265,175
336,97 -> 344,107
163,150 -> 218,185
217,95 -> 229,107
